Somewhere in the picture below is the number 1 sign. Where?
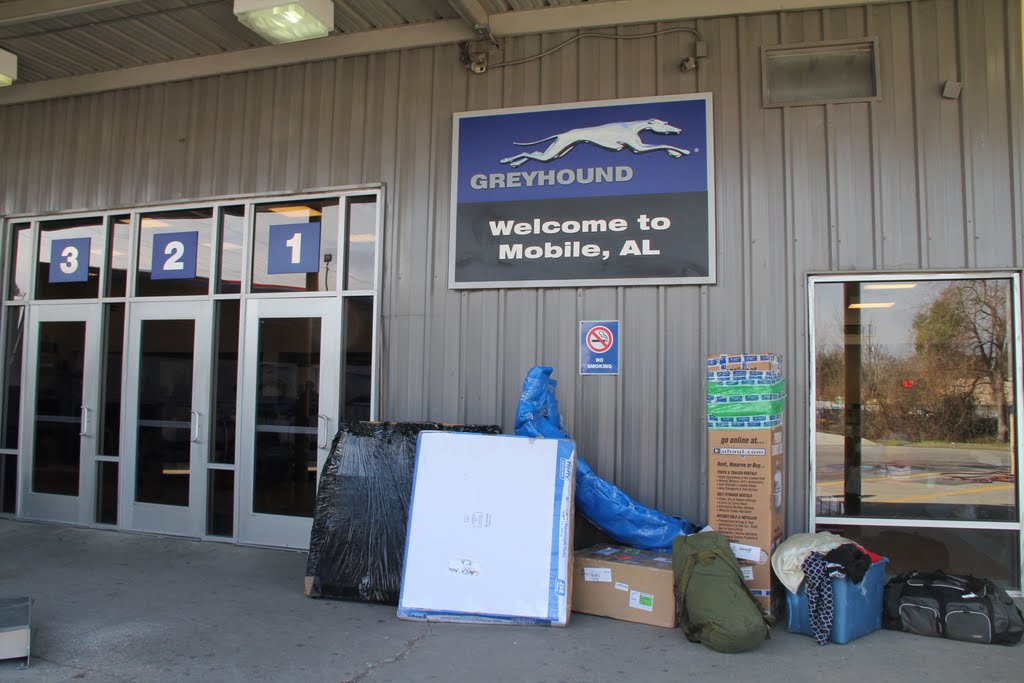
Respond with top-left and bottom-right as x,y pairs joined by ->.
151,231 -> 199,280
268,223 -> 321,274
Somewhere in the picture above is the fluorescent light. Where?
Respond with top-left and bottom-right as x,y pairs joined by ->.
268,205 -> 322,217
348,234 -> 375,243
234,1 -> 333,44
864,283 -> 917,290
140,217 -> 171,228
0,48 -> 16,88
848,302 -> 895,309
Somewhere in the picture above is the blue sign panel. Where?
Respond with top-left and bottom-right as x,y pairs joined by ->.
151,231 -> 198,280
450,94 -> 715,289
49,237 -> 92,283
267,222 -> 321,274
580,320 -> 620,375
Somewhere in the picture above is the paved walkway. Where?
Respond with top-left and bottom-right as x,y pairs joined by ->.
0,519 -> 1021,682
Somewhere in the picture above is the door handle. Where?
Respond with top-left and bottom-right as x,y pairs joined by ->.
317,414 -> 329,448
79,406 -> 89,437
190,410 -> 200,443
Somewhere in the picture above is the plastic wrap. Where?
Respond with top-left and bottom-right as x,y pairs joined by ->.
305,421 -> 500,604
514,366 -> 697,550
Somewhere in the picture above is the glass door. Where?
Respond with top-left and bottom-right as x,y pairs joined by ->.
19,304 -> 101,523
237,297 -> 340,549
121,300 -> 212,536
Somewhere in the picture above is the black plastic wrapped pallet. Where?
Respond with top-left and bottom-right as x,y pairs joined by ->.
305,421 -> 501,604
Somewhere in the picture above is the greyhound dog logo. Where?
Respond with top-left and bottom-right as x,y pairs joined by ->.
500,118 -> 690,168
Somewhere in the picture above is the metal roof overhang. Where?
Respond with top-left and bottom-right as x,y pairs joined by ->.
0,0 -> 900,105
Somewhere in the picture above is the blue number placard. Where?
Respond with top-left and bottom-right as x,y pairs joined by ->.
49,237 -> 92,283
268,223 -> 321,275
151,231 -> 198,280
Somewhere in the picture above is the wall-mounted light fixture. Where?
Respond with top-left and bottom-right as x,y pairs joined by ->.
233,0 -> 333,45
0,48 -> 17,88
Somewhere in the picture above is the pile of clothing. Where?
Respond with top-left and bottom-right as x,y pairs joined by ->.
772,532 -> 884,645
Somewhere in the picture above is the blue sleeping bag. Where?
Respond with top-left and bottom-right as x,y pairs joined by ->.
514,366 -> 696,550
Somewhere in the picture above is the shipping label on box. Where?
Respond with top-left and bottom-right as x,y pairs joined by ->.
572,545 -> 677,628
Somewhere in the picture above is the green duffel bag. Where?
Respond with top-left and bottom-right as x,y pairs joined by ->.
672,531 -> 773,653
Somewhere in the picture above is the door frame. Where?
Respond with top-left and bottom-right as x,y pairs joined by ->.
18,302 -> 102,524
236,296 -> 341,549
120,298 -> 212,538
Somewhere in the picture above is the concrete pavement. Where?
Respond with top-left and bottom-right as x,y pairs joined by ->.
0,519 -> 1021,683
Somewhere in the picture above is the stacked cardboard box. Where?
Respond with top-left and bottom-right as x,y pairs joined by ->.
572,545 -> 676,628
706,354 -> 786,615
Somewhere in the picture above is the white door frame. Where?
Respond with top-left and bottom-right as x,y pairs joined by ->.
120,299 -> 212,537
19,302 -> 102,524
237,296 -> 340,549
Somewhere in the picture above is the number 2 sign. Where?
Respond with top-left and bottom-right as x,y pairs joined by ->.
49,237 -> 92,283
267,223 -> 321,274
151,231 -> 199,280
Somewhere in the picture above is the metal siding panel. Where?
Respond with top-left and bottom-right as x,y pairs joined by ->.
660,287 -> 703,520
299,60 -> 336,190
704,17 -> 745,349
739,15 -> 788,348
433,46 -> 469,423
822,5 -> 867,38
502,33 -> 543,107
960,0 -> 1016,268
390,46 -> 436,419
780,8 -> 824,43
787,107 -> 831,273
238,70 -> 275,193
913,0 -> 968,268
872,2 -> 921,269
577,288 -> 619,485
577,27 -> 617,102
831,102 -> 876,269
620,287 -> 661,507
332,55 -> 369,187
616,23 -> 657,99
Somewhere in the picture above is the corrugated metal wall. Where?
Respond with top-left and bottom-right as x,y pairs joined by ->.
0,0 -> 1021,534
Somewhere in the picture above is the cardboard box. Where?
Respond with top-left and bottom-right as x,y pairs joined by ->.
707,353 -> 782,373
572,545 -> 677,628
707,424 -> 785,615
707,354 -> 785,616
398,432 -> 575,626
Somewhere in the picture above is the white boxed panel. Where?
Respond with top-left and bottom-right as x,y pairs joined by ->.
398,432 -> 575,625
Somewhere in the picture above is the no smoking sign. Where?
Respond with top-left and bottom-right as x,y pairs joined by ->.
580,320 -> 620,375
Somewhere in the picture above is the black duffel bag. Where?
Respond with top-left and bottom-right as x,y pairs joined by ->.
883,570 -> 1024,645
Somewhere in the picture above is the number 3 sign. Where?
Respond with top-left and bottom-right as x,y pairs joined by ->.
152,231 -> 199,280
267,223 -> 321,274
49,237 -> 92,283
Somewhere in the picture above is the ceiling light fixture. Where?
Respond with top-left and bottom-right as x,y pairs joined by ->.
0,48 -> 17,88
848,302 -> 895,309
234,0 -> 333,45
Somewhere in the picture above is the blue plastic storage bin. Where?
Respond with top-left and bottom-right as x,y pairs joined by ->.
786,558 -> 888,643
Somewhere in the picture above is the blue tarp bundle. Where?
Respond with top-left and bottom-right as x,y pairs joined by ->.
514,366 -> 697,550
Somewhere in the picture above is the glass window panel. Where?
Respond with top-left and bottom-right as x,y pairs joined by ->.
207,469 -> 234,537
100,304 -> 125,458
135,319 -> 194,506
218,206 -> 245,294
814,278 -> 1018,522
251,200 -> 338,294
212,301 -> 239,465
106,215 -> 131,297
33,321 -> 85,496
343,297 -> 373,422
1,453 -> 15,514
343,196 -> 377,291
135,209 -> 213,297
766,43 -> 876,105
2,307 -> 24,450
36,217 -> 103,300
7,223 -> 31,301
817,524 -> 1020,591
253,317 -> 320,517
96,461 -> 118,525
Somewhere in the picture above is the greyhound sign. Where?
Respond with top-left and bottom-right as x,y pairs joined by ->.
450,93 -> 715,289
